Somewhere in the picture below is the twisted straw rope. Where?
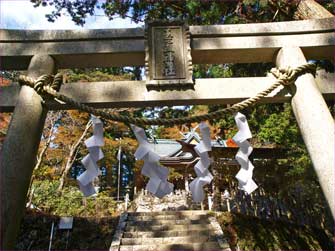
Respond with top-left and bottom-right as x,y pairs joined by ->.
18,63 -> 316,126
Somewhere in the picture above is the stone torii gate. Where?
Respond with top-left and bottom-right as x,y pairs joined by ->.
0,17 -> 334,249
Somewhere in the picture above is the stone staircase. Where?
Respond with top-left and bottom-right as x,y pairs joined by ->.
110,210 -> 231,251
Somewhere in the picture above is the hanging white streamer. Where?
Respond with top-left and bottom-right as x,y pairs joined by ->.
233,112 -> 258,194
131,124 -> 174,198
189,122 -> 213,202
77,117 -> 104,197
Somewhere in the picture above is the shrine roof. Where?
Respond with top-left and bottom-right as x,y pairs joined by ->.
147,138 -> 229,157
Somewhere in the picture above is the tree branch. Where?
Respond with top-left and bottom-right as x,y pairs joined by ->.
57,120 -> 93,191
26,112 -> 59,206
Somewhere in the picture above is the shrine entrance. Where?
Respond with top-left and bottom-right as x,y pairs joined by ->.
0,16 -> 334,250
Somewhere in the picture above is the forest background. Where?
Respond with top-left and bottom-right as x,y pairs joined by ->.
0,0 -> 334,248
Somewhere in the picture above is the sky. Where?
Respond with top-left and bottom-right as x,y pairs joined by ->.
0,0 -> 141,29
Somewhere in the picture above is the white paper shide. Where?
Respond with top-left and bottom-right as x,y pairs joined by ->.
233,112 -> 258,194
77,117 -> 104,197
189,122 -> 213,202
131,124 -> 174,198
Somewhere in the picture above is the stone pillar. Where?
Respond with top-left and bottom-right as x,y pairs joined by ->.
0,55 -> 56,249
293,0 -> 333,20
275,46 -> 335,218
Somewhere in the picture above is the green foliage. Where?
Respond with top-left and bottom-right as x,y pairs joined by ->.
31,0 -> 317,26
323,1 -> 335,13
217,212 -> 333,250
0,70 -> 21,81
256,103 -> 312,175
31,180 -> 117,217
16,211 -> 118,250
208,64 -> 233,78
193,62 -> 273,80
168,167 -> 184,180
257,104 -> 297,145
63,68 -> 133,83
157,106 -> 190,120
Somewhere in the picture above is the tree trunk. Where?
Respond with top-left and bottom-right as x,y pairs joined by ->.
293,0 -> 333,19
58,120 -> 92,191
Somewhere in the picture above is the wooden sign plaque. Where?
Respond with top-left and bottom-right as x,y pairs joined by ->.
145,20 -> 193,90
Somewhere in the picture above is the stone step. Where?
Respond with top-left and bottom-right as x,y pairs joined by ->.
129,210 -> 209,217
119,242 -> 221,251
121,236 -> 218,245
125,223 -> 214,232
123,229 -> 216,238
128,214 -> 209,221
127,218 -> 210,226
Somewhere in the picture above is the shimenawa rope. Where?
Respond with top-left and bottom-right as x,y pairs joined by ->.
18,63 -> 316,126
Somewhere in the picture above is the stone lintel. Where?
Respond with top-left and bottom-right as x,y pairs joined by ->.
1,72 -> 333,112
